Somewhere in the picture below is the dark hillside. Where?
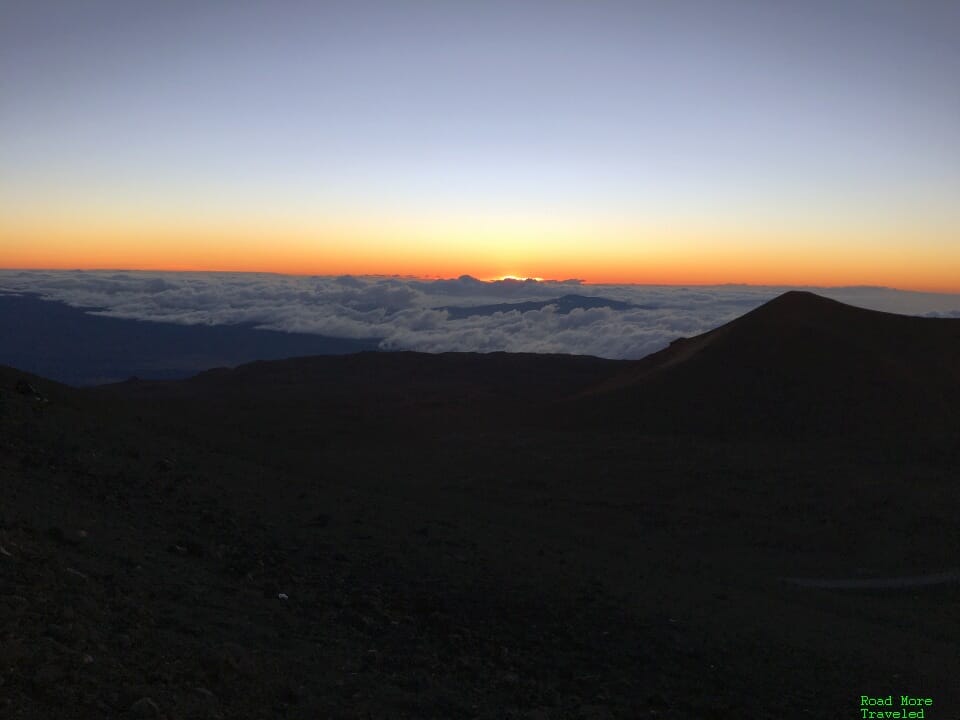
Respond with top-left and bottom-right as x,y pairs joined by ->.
3,292 -> 960,718
577,291 -> 960,445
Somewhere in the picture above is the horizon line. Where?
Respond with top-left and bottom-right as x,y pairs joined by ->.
4,265 -> 960,296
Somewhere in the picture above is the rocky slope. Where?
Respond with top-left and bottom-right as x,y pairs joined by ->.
2,291 -> 959,718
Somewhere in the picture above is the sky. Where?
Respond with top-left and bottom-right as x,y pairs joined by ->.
1,1 -> 959,290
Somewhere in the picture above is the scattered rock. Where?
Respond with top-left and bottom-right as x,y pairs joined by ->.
64,567 -> 88,582
193,686 -> 221,716
200,644 -> 244,680
221,642 -> 249,672
129,696 -> 161,718
168,540 -> 204,557
194,687 -> 218,702
15,379 -> 45,401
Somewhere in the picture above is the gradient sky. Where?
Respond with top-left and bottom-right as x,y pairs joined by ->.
2,1 -> 958,290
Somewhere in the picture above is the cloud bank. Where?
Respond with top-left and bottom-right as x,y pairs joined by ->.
2,270 -> 959,360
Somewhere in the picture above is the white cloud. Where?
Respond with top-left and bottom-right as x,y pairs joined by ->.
1,270 -> 958,360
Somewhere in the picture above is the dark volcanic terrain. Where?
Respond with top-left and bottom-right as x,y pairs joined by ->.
2,291 -> 959,718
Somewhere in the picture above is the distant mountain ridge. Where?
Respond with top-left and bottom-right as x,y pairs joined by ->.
0,292 -> 381,386
437,293 -> 637,319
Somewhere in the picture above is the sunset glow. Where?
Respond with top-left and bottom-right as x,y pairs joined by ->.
4,214 -> 957,292
2,2 -> 958,292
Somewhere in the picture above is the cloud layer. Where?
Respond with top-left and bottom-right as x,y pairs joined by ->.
2,270 -> 959,360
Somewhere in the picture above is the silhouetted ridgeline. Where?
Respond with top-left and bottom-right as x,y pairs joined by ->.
0,292 -> 380,385
573,291 -> 960,450
5,290 -> 959,451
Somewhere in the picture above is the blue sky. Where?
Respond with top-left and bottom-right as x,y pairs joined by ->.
2,1 -> 959,287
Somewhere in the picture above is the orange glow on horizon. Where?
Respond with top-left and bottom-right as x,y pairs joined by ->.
2,215 -> 959,294
3,255 -> 957,294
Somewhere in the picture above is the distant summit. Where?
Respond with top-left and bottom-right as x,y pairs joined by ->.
578,290 -> 960,443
